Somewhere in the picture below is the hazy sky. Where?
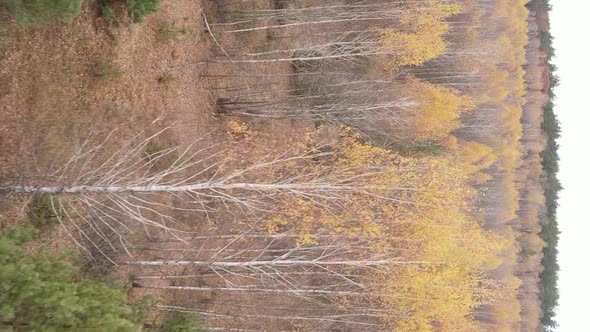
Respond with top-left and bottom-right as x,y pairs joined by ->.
550,1 -> 589,330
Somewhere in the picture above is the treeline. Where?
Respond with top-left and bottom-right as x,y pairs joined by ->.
528,0 -> 561,329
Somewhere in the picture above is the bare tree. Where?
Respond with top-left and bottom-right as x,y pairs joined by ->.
0,126 -> 399,262
126,234 -> 413,331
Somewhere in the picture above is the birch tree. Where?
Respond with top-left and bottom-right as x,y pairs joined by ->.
206,0 -> 461,67
217,76 -> 474,142
0,127 -> 422,260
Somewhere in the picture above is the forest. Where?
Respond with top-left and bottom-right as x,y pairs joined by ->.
0,0 -> 558,331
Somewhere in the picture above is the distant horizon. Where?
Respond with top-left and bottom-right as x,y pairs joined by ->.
550,0 -> 589,330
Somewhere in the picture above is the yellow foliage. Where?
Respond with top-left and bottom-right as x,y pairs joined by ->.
226,120 -> 254,142
405,78 -> 474,140
453,140 -> 497,184
257,129 -> 509,330
377,1 -> 461,70
379,29 -> 447,70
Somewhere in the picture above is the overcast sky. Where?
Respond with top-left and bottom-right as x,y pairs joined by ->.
550,1 -> 589,330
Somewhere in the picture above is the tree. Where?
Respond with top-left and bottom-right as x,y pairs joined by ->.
206,0 -> 460,67
118,130 -> 509,331
216,76 -> 473,143
404,77 -> 474,140
0,227 -> 141,330
0,126 -> 511,330
0,128 -> 425,260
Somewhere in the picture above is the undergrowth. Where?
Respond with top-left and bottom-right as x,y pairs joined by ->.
4,0 -> 83,26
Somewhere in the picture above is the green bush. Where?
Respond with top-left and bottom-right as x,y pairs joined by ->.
101,4 -> 121,25
99,63 -> 125,81
4,0 -> 83,26
159,312 -> 207,332
0,227 -> 142,330
397,140 -> 446,156
158,25 -> 193,41
123,0 -> 161,23
101,4 -> 114,19
158,73 -> 176,85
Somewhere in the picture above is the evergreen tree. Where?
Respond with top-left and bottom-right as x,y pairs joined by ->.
0,227 -> 140,331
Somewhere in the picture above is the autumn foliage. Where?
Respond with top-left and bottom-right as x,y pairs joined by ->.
193,0 -> 553,329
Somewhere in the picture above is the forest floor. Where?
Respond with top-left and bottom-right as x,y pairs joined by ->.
0,0 -> 214,188
0,0 -> 312,328
0,0 -> 215,250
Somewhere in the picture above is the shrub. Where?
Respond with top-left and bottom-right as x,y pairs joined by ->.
99,63 -> 124,81
4,0 -> 83,26
122,0 -> 161,23
158,25 -> 193,41
101,4 -> 120,25
159,312 -> 207,332
158,73 -> 176,85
